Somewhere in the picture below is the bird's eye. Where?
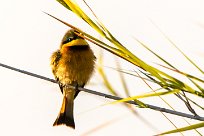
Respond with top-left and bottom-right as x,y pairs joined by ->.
67,38 -> 72,42
63,37 -> 73,44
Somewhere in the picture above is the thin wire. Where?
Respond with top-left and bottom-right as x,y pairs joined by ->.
0,62 -> 204,121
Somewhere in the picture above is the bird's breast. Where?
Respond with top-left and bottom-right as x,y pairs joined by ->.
56,46 -> 95,86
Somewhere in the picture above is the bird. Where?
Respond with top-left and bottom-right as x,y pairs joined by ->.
50,29 -> 95,129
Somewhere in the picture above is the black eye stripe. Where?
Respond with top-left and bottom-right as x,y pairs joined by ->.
67,37 -> 72,42
62,33 -> 84,45
62,36 -> 76,44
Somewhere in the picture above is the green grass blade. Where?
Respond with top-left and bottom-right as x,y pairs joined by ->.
188,78 -> 204,94
115,60 -> 130,97
158,122 -> 204,135
156,63 -> 204,84
134,37 -> 176,69
61,0 -> 106,36
133,99 -> 148,108
98,54 -> 117,96
111,89 -> 180,104
150,20 -> 204,75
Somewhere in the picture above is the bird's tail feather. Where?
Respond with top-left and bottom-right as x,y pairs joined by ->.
53,89 -> 75,129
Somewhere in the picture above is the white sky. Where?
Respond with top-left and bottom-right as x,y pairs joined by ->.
0,0 -> 204,136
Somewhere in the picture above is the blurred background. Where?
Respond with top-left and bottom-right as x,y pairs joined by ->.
0,0 -> 204,135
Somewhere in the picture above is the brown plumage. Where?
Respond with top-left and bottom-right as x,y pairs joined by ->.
50,29 -> 95,128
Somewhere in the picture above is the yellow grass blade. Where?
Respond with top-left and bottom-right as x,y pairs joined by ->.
115,60 -> 130,97
158,122 -> 204,135
97,53 -> 117,95
111,89 -> 180,104
150,20 -> 204,75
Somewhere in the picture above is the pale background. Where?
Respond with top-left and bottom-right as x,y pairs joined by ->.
0,0 -> 204,136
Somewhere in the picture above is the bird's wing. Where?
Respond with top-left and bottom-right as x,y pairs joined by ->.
50,50 -> 61,77
50,50 -> 63,93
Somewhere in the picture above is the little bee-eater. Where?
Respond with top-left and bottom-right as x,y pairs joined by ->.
50,29 -> 95,129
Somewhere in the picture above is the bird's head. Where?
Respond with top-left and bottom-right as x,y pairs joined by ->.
60,29 -> 88,50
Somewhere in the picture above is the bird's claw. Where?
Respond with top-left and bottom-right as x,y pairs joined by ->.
72,82 -> 79,91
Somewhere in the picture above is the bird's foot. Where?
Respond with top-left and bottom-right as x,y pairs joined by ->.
72,82 -> 79,91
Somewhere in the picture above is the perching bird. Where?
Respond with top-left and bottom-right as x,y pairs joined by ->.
50,29 -> 95,129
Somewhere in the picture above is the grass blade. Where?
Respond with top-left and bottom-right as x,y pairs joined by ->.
158,122 -> 204,135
